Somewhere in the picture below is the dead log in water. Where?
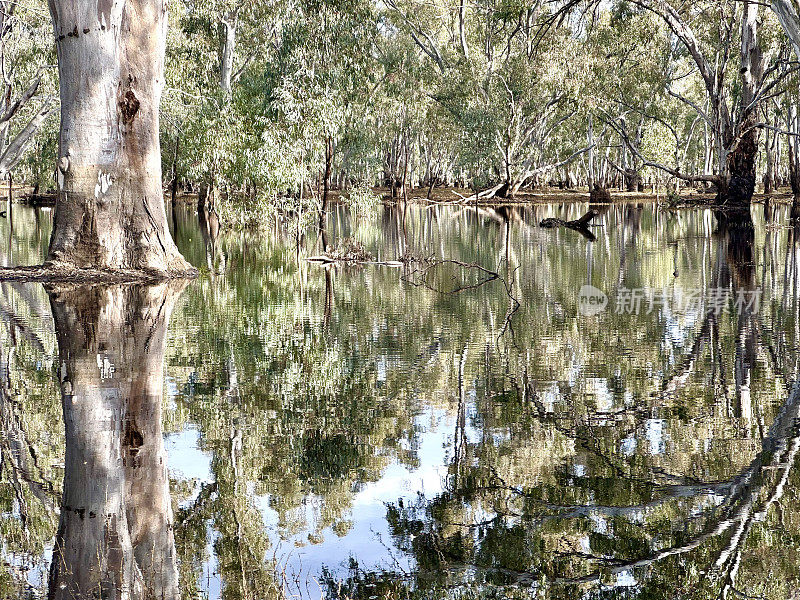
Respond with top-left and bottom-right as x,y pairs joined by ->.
539,210 -> 599,241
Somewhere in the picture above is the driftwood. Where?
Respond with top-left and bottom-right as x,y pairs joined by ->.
539,209 -> 599,241
307,256 -> 404,267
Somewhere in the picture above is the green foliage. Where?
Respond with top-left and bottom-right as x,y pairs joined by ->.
344,185 -> 379,222
5,0 -> 800,214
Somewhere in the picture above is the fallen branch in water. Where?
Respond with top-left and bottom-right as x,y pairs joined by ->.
308,251 -> 522,337
306,256 -> 404,267
401,256 -> 521,339
401,258 -> 499,294
539,209 -> 599,241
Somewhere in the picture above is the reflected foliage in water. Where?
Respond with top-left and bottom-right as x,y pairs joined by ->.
2,202 -> 800,598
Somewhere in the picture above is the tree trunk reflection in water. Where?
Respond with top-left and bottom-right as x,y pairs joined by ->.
714,210 -> 758,418
47,283 -> 185,600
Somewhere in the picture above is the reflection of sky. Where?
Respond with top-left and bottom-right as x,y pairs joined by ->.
165,426 -> 213,484
167,407 -> 457,597
264,408 -> 451,581
645,418 -> 667,455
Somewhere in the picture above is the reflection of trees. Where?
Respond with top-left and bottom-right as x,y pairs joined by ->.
167,204 -> 800,598
199,206 -> 225,274
328,208 -> 800,599
47,284 -> 184,599
8,203 -> 800,598
0,280 -> 58,597
167,234 -> 425,595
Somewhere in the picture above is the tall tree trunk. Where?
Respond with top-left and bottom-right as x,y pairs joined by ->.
48,283 -> 184,600
788,105 -> 800,199
772,0 -> 800,61
790,135 -> 800,196
458,0 -> 468,59
170,132 -> 180,205
46,0 -> 193,275
319,136 -> 332,250
401,135 -> 409,203
220,14 -> 237,96
722,0 -> 764,206
763,112 -> 775,194
587,116 -> 595,189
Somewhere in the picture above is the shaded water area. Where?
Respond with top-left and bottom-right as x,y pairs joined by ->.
3,200 -> 800,598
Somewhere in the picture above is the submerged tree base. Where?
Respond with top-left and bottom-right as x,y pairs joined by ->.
0,263 -> 199,283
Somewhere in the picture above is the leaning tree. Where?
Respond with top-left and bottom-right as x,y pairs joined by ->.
45,0 -> 193,275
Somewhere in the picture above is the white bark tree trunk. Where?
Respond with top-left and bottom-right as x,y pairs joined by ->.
220,15 -> 237,95
46,0 -> 193,275
726,0 -> 764,205
772,0 -> 800,61
48,283 -> 183,600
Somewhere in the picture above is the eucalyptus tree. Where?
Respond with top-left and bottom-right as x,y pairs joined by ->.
385,0 -> 596,198
266,0 -> 381,230
773,0 -> 800,60
584,6 -> 687,191
46,0 -> 193,274
168,0 -> 278,212
0,0 -> 57,182
591,0 -> 794,205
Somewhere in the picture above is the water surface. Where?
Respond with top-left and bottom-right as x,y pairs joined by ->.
1,201 -> 799,599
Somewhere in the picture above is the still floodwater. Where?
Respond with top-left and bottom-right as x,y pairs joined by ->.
1,200 -> 800,599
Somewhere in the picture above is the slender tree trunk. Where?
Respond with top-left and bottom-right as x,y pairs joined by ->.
772,0 -> 800,62
46,0 -> 192,275
401,135 -> 409,203
458,0 -> 468,59
764,113 -> 775,194
319,136 -> 332,250
170,132 -> 180,205
587,116 -> 595,189
48,283 -> 184,600
790,133 -> 800,196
